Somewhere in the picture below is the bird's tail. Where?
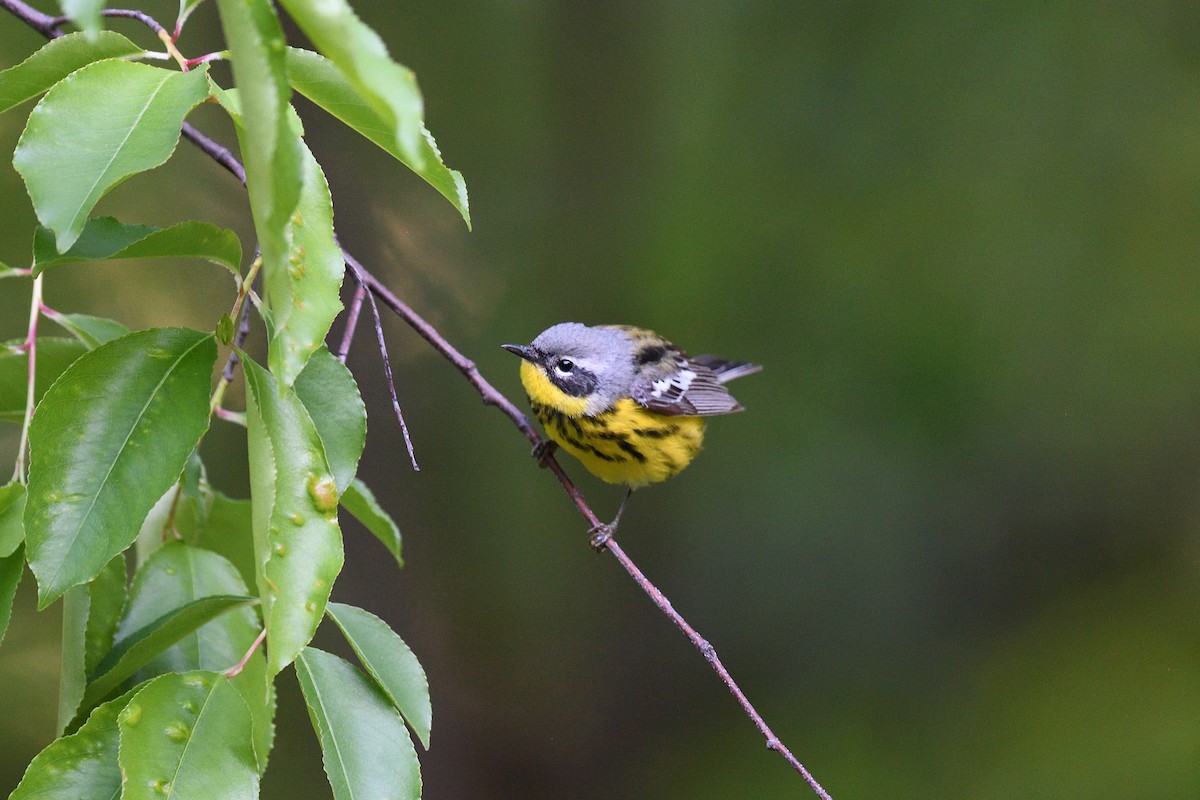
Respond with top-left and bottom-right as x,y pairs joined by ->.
692,355 -> 763,384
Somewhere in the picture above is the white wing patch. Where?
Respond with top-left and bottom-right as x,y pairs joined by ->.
651,369 -> 696,399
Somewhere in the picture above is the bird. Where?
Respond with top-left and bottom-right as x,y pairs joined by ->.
502,322 -> 761,547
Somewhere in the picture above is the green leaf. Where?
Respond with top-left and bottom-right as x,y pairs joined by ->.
215,0 -> 303,324
118,542 -> 261,677
326,602 -> 430,748
340,478 -> 402,568
296,648 -> 422,800
0,481 -> 26,556
264,141 -> 344,388
277,1 -> 424,169
117,541 -> 275,772
24,327 -> 217,607
117,671 -> 259,800
33,217 -> 243,276
177,0 -> 208,29
285,47 -> 470,228
0,337 -> 89,423
46,312 -> 129,349
0,544 -> 23,650
10,689 -> 136,800
193,490 -> 258,592
14,61 -> 210,252
294,346 -> 365,493
0,31 -> 142,115
243,355 -> 343,676
80,594 -> 255,714
58,555 -> 126,733
59,0 -> 106,40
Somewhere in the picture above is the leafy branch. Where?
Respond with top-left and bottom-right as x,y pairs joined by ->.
0,1 -> 832,797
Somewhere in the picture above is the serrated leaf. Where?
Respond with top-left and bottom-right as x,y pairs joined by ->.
58,555 -> 126,733
14,61 -> 210,252
294,346 -> 365,493
0,544 -> 23,650
263,141 -> 344,388
0,31 -> 141,115
296,647 -> 421,800
117,671 -> 259,800
326,602 -> 430,748
0,337 -> 89,423
46,312 -> 129,349
24,327 -> 216,607
117,541 -> 275,772
285,47 -> 470,228
59,0 -> 107,40
79,594 -> 255,716
277,0 -> 424,170
33,216 -> 243,276
118,542 -> 261,678
215,0 -> 303,327
0,481 -> 26,556
340,478 -> 402,568
10,689 -> 136,800
243,355 -> 343,676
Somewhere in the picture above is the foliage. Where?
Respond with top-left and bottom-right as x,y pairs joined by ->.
0,1 -> 469,796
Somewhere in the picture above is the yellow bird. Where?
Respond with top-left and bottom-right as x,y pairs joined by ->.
503,323 -> 760,545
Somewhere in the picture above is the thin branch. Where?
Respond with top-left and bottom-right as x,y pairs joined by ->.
0,5 -> 833,794
344,260 -> 419,470
336,282 -> 366,363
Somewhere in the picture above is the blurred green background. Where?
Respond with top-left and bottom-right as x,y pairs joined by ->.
3,2 -> 1200,798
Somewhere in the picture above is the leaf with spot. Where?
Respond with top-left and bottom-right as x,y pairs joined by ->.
117,541 -> 275,772
340,478 -> 402,568
77,594 -> 255,720
117,671 -> 259,800
14,61 -> 210,252
0,337 -> 89,423
58,555 -> 126,733
32,217 -> 243,277
24,328 -> 216,607
285,47 -> 470,228
243,354 -> 343,677
214,0 -> 303,350
326,602 -> 430,748
0,31 -> 141,115
9,688 -> 137,800
294,345 -> 366,493
296,647 -> 422,800
263,139 -> 344,389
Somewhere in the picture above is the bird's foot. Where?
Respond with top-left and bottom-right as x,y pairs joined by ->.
588,522 -> 615,552
531,439 -> 558,467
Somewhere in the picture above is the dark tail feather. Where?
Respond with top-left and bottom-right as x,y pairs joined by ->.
691,355 -> 763,384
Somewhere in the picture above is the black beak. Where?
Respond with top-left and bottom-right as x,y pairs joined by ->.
501,343 -> 537,363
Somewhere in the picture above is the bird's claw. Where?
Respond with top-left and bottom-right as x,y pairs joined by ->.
531,439 -> 558,467
588,523 -> 614,552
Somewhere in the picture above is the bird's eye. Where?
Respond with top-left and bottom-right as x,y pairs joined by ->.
555,358 -> 575,373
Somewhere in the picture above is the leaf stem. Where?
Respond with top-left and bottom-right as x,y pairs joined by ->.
13,273 -> 43,484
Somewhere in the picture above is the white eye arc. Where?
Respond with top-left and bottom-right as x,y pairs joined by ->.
554,358 -> 575,374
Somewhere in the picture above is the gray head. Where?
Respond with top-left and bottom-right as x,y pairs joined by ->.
502,322 -> 637,415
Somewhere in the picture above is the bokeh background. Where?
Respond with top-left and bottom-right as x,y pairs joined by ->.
3,2 -> 1200,797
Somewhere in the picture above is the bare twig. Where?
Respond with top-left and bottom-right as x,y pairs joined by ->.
336,282 -> 367,363
1,5 -> 833,795
344,261 -> 419,471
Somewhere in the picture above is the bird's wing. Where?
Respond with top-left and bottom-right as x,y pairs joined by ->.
629,357 -> 747,417
689,355 -> 763,384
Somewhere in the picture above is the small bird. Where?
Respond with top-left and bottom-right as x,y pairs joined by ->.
503,322 -> 761,546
